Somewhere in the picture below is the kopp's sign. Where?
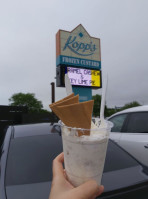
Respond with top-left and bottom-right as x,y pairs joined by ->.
63,35 -> 97,56
56,24 -> 101,69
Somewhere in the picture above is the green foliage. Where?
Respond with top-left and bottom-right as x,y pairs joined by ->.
119,101 -> 141,111
105,108 -> 117,117
92,94 -> 108,117
92,94 -> 141,117
9,92 -> 44,113
92,94 -> 101,117
40,109 -> 51,114
106,101 -> 141,117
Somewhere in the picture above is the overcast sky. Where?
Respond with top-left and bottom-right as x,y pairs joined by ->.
0,0 -> 148,110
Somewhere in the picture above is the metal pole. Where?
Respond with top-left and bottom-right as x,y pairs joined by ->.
51,82 -> 55,103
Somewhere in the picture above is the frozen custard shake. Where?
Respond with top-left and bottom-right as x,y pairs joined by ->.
60,120 -> 112,187
49,93 -> 112,187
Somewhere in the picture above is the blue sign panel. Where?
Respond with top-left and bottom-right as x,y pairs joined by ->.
56,55 -> 101,70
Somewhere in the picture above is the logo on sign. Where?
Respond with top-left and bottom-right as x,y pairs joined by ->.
63,33 -> 97,56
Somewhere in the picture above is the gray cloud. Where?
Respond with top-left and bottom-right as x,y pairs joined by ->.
0,0 -> 148,110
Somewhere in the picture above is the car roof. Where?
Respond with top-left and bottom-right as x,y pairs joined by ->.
109,105 -> 148,118
12,123 -> 57,138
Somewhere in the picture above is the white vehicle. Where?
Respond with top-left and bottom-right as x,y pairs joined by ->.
108,105 -> 148,167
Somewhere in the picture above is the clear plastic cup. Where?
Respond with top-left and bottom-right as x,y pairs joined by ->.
59,120 -> 112,187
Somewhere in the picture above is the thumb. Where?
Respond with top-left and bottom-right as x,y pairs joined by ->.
74,180 -> 104,199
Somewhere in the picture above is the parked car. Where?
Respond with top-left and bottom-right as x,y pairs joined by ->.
1,123 -> 148,199
108,105 -> 148,167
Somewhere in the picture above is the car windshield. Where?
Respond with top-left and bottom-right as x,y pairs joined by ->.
6,134 -> 138,186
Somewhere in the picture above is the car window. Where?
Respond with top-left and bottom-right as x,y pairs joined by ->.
109,114 -> 127,132
126,112 -> 148,133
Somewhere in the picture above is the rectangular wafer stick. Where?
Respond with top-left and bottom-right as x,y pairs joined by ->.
49,95 -> 79,118
50,93 -> 74,108
55,100 -> 94,136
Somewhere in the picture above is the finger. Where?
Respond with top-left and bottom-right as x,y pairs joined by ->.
74,180 -> 104,199
52,152 -> 64,178
63,169 -> 68,179
95,185 -> 104,197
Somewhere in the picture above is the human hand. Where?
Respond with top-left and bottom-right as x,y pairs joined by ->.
49,152 -> 104,199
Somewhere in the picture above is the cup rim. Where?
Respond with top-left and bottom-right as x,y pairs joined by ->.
58,119 -> 113,132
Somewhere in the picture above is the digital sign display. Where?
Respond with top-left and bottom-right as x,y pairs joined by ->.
67,66 -> 101,88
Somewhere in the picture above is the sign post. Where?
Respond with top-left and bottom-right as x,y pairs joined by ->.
56,24 -> 101,101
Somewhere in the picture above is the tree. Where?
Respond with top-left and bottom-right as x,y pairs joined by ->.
92,95 -> 141,117
9,93 -> 43,113
92,94 -> 101,117
92,94 -> 108,117
120,101 -> 141,111
106,101 -> 141,117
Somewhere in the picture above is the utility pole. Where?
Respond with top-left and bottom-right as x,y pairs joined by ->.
50,82 -> 58,123
51,82 -> 55,103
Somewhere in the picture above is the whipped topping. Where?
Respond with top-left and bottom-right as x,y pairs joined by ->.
61,119 -> 111,140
